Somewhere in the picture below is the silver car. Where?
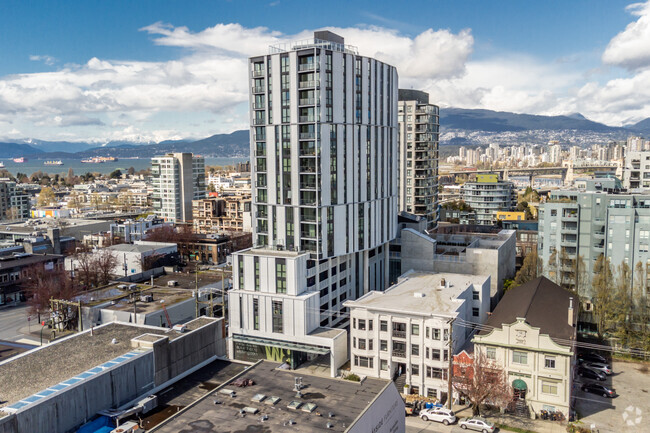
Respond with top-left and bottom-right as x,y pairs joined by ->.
459,417 -> 496,432
583,361 -> 612,375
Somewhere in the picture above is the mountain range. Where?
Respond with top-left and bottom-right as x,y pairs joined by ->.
1,109 -> 649,158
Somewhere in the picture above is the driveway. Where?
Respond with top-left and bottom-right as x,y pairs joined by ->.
574,359 -> 650,433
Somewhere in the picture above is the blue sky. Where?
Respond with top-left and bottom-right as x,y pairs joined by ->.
0,0 -> 649,142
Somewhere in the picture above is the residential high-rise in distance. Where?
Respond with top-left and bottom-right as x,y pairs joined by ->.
461,173 -> 517,225
228,31 -> 399,375
151,153 -> 206,223
397,90 -> 439,231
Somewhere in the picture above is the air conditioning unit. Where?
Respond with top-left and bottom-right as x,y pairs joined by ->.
140,295 -> 154,303
172,324 -> 187,333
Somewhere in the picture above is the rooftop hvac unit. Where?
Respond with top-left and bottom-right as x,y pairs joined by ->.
172,324 -> 187,333
140,295 -> 154,303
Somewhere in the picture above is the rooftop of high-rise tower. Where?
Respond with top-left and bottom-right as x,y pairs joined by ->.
269,30 -> 358,55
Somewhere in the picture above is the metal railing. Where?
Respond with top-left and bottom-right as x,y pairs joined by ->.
298,63 -> 316,72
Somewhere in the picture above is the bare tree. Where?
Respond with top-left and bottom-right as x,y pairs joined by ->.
22,265 -> 78,318
73,247 -> 98,290
140,253 -> 164,272
452,350 -> 513,416
95,249 -> 119,285
592,254 -> 614,339
145,224 -> 196,243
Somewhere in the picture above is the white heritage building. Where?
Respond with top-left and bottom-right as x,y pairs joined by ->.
345,271 -> 491,402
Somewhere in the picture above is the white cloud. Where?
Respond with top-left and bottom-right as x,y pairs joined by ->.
0,23 -> 474,142
419,55 -> 582,115
29,54 -> 57,66
602,1 -> 650,70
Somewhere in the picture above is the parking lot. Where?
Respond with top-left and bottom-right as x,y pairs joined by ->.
575,359 -> 650,433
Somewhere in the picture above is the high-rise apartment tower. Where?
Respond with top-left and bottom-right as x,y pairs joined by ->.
397,90 -> 439,231
228,31 -> 398,375
151,153 -> 206,223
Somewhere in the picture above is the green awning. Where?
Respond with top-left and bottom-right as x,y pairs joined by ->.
512,379 -> 527,391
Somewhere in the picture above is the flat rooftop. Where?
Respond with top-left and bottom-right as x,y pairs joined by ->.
106,241 -> 176,253
346,271 -> 489,317
152,360 -> 391,433
74,285 -> 193,313
241,246 -> 307,258
0,218 -> 110,233
0,322 -> 184,409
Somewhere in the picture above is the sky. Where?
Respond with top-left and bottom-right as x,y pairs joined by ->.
0,0 -> 649,143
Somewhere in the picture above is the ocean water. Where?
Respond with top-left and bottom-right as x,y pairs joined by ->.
0,157 -> 249,177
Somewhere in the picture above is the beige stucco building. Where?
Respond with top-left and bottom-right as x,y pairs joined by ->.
472,277 -> 577,418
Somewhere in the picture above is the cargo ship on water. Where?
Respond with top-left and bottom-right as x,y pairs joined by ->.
44,160 -> 64,166
81,156 -> 118,163
12,157 -> 26,163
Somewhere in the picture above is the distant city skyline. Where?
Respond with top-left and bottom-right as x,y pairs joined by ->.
0,0 -> 648,142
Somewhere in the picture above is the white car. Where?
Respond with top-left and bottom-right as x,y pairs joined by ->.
420,407 -> 457,425
459,417 -> 496,433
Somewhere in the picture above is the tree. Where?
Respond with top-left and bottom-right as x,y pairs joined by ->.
547,249 -> 559,285
109,169 -> 122,179
73,247 -> 98,289
612,262 -> 633,345
145,225 -> 197,243
66,168 -> 75,184
95,249 -> 119,285
575,254 -> 590,300
513,249 -> 542,287
67,191 -> 83,210
592,254 -> 614,339
452,350 -> 513,416
127,167 -> 135,176
37,186 -> 56,207
22,265 -> 78,318
140,253 -> 164,272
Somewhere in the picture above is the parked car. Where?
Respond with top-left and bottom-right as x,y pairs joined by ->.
581,382 -> 616,398
420,407 -> 457,425
577,366 -> 606,381
459,417 -> 496,432
582,361 -> 612,375
579,352 -> 608,364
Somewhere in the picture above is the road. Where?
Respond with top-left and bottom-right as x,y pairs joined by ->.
0,304 -> 37,342
406,417 -> 465,433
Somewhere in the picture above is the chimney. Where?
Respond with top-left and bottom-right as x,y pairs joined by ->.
568,297 -> 574,326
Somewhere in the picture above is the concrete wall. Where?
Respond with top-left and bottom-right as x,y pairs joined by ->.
348,382 -> 405,433
148,318 -> 225,386
400,229 -> 436,274
142,298 -> 196,328
6,352 -> 154,433
114,266 -> 165,283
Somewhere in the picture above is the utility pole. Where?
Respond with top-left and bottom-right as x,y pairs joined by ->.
221,268 -> 226,318
447,318 -> 455,410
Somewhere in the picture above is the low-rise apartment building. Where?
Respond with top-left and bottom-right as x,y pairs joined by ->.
192,193 -> 251,234
345,271 -> 490,403
472,276 -> 576,419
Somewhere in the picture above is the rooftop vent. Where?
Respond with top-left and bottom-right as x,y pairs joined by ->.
111,338 -> 118,344
413,292 -> 425,298
328,412 -> 335,418
327,422 -> 334,429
